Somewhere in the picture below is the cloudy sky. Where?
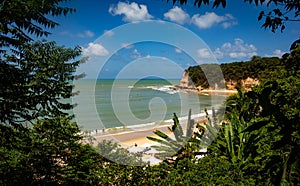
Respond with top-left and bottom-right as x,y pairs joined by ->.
48,0 -> 300,79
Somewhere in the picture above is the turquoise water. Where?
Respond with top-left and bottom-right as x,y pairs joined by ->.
72,79 -> 225,131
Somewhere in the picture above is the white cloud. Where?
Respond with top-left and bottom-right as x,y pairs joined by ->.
213,38 -> 257,59
222,21 -> 238,29
195,40 -> 256,62
121,43 -> 134,49
197,48 -> 212,59
109,2 -> 153,22
82,43 -> 109,56
191,12 -> 237,29
273,49 -> 285,57
164,6 -> 190,24
162,8 -> 237,29
214,38 -> 257,59
213,48 -> 224,59
60,30 -> 95,38
103,30 -> 114,36
175,48 -> 182,53
264,49 -> 286,57
77,30 -> 95,38
131,49 -> 142,59
229,52 -> 247,58
145,54 -> 151,58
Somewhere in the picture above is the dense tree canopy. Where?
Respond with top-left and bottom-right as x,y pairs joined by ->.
187,56 -> 282,88
0,41 -> 83,126
0,0 -> 81,126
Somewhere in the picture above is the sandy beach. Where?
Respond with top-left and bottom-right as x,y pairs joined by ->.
83,116 -> 208,148
86,123 -> 174,147
170,85 -> 237,95
80,113 -> 209,164
199,89 -> 238,95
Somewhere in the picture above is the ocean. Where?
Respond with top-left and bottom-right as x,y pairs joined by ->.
72,79 -> 226,132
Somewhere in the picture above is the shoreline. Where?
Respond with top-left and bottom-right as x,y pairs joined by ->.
81,113 -> 209,165
85,124 -> 172,147
170,85 -> 238,95
200,89 -> 238,95
81,113 -> 209,147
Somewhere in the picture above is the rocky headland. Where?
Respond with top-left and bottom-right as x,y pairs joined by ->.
171,70 -> 260,95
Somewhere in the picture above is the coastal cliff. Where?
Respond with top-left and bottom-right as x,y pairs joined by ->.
227,77 -> 260,91
171,70 -> 198,93
177,56 -> 283,94
173,69 -> 259,94
178,70 -> 196,89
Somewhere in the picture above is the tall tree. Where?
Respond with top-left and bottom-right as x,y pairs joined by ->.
0,40 -> 83,126
0,0 -> 81,126
0,1 -> 100,185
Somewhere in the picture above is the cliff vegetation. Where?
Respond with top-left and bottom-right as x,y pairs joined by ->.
186,56 -> 282,90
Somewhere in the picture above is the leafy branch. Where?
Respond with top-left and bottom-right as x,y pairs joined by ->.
164,0 -> 300,32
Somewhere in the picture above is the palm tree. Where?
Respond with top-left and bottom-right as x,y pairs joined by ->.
147,109 -> 194,161
147,108 -> 220,165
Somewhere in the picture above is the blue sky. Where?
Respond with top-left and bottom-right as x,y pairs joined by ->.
47,0 -> 300,79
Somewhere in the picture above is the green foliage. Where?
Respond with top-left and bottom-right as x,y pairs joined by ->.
188,64 -> 222,89
187,56 -> 282,88
0,2 -> 99,185
96,140 -> 145,166
0,116 -> 104,185
282,44 -> 300,76
204,45 -> 300,185
214,47 -> 300,185
246,76 -> 300,184
0,0 -> 82,126
0,0 -> 75,49
196,108 -> 220,150
0,125 -> 32,185
142,155 -> 256,185
93,140 -> 150,185
1,0 -> 299,185
0,40 -> 84,126
165,0 -> 300,32
225,86 -> 260,122
209,111 -> 260,166
147,109 -> 200,163
147,108 -> 222,171
209,92 -> 287,184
